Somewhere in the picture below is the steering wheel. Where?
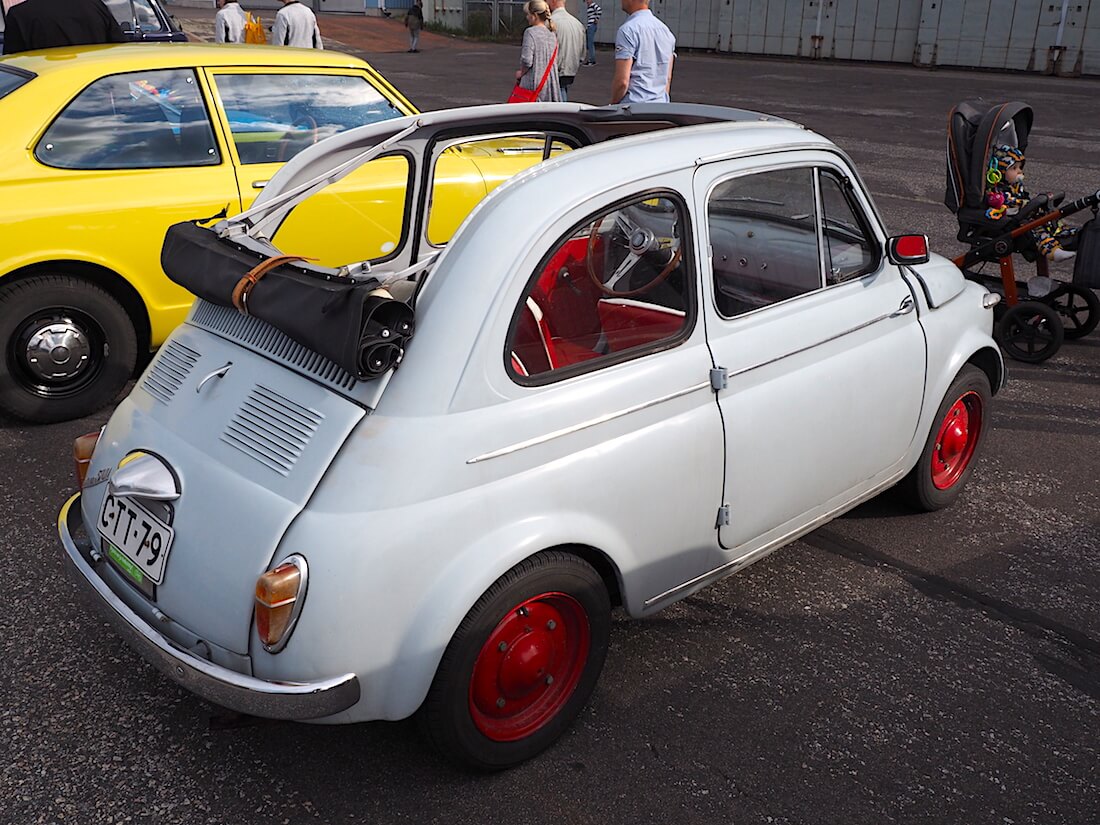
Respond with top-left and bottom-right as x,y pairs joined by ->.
585,209 -> 682,298
292,114 -> 320,146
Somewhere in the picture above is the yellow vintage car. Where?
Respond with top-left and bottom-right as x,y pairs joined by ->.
0,44 -> 554,422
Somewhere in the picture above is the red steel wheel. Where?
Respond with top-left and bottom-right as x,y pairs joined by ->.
468,592 -> 591,741
420,552 -> 610,770
899,364 -> 992,512
929,391 -> 983,490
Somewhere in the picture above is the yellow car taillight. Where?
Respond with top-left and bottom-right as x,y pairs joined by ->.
72,429 -> 102,489
255,555 -> 308,653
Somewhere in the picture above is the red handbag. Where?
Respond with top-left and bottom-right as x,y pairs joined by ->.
508,43 -> 558,103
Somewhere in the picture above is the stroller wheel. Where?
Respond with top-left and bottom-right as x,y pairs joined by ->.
996,301 -> 1064,363
1046,283 -> 1100,340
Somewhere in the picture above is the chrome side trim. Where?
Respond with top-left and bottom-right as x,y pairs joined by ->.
643,468 -> 907,609
725,307 -> 903,381
58,495 -> 360,720
467,380 -> 711,464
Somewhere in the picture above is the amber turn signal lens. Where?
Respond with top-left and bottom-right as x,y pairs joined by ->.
255,557 -> 307,652
72,430 -> 102,489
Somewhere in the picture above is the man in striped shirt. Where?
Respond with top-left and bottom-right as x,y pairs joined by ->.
583,0 -> 601,65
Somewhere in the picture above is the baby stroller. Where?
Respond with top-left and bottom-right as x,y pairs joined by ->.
945,100 -> 1100,363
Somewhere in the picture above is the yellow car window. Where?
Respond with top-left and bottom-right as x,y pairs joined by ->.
212,73 -> 404,165
36,69 -> 218,170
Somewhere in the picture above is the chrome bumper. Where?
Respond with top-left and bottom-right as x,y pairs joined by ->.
57,493 -> 360,720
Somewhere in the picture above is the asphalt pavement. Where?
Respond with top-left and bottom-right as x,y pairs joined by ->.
2,11 -> 1099,825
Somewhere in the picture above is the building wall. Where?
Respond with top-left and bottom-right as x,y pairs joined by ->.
591,0 -> 1098,76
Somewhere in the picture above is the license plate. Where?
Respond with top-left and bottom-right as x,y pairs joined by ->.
97,492 -> 174,586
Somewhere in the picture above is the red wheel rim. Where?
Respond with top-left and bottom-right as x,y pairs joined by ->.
930,390 -> 983,490
468,592 -> 591,742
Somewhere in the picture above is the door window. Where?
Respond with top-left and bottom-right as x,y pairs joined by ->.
212,73 -> 405,165
819,172 -> 878,284
507,194 -> 692,381
708,167 -> 822,318
36,69 -> 219,170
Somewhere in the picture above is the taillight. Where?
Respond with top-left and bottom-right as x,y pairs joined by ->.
255,555 -> 308,653
72,429 -> 102,489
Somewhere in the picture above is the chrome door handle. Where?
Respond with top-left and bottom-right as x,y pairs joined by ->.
252,180 -> 269,189
892,297 -> 915,317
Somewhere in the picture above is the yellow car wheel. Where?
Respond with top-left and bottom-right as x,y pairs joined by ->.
0,275 -> 137,423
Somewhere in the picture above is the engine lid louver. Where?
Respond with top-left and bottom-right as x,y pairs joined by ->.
220,385 -> 324,477
142,340 -> 201,404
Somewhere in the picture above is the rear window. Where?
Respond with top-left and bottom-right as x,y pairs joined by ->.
0,66 -> 34,101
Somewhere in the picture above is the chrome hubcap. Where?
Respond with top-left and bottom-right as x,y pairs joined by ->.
24,320 -> 92,382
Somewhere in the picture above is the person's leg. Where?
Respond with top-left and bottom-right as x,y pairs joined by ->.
586,23 -> 596,64
559,76 -> 573,101
412,29 -> 420,51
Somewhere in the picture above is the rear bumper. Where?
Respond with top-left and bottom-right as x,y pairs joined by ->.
57,493 -> 360,720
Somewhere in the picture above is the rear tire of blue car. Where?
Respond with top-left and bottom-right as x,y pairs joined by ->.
0,274 -> 137,424
419,551 -> 611,771
899,364 -> 991,512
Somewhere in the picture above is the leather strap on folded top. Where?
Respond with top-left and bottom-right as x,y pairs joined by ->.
231,254 -> 313,315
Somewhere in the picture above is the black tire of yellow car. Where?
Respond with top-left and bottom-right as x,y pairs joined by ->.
0,275 -> 137,424
898,364 -> 992,512
418,551 -> 611,771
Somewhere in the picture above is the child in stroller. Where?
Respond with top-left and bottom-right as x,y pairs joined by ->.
946,100 -> 1100,363
984,144 -> 1076,265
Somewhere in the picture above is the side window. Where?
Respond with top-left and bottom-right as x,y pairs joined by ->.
708,167 -> 822,318
507,194 -> 691,381
819,172 -> 878,284
213,73 -> 404,165
132,0 -> 166,33
428,133 -> 575,246
36,69 -> 218,170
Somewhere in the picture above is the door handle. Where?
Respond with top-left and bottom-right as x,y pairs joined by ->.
892,297 -> 915,317
252,180 -> 269,189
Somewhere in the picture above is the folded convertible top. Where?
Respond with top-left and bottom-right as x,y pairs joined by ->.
161,221 -> 414,381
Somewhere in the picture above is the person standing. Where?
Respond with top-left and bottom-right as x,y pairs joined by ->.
610,0 -> 674,104
272,0 -> 323,49
2,0 -> 124,54
214,0 -> 248,44
549,0 -> 583,101
405,0 -> 422,53
583,0 -> 601,65
514,0 -> 561,103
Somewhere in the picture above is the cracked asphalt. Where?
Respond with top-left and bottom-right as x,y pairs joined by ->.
2,10 -> 1098,825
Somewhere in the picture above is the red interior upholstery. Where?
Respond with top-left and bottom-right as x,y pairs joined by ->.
509,238 -> 686,376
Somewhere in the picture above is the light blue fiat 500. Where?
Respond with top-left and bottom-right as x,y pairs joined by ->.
59,104 -> 1003,770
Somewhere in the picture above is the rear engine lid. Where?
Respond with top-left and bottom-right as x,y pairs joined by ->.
80,321 -> 367,654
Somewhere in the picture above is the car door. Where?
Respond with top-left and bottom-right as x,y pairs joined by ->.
203,67 -> 436,268
695,154 -> 927,556
26,66 -> 241,341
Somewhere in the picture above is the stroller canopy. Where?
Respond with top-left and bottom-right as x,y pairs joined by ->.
945,100 -> 1033,214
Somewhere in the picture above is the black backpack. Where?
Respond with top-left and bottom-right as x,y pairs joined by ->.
1073,216 -> 1100,289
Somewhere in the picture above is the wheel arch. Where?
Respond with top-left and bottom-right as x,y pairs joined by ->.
376,526 -> 629,722
965,345 -> 1005,396
1,260 -> 152,356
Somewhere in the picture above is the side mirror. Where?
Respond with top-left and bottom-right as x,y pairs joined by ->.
887,234 -> 930,266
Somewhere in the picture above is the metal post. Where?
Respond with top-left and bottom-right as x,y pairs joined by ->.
492,0 -> 499,35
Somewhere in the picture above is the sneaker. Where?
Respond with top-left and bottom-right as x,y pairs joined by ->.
1050,248 -> 1077,263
